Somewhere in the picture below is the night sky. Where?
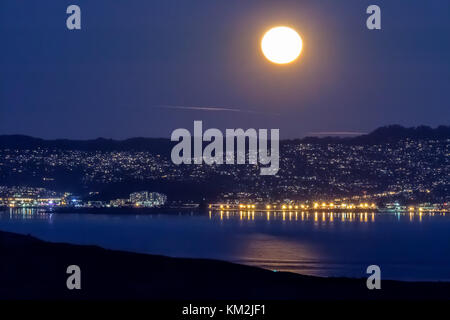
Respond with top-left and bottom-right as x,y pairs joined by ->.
1,0 -> 449,139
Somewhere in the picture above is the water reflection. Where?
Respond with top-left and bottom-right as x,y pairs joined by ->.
233,234 -> 322,274
1,208 -> 450,281
2,208 -> 52,220
209,210 -> 449,224
1,208 -> 448,225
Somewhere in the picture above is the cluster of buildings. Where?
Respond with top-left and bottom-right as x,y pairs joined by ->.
109,191 -> 167,208
0,186 -> 167,209
209,201 -> 449,213
210,201 -> 378,211
0,186 -> 68,208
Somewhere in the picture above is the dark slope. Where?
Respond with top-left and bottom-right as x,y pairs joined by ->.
0,231 -> 449,300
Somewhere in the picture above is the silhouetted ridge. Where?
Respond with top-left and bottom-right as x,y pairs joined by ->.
0,135 -> 172,152
0,125 -> 448,150
300,125 -> 450,144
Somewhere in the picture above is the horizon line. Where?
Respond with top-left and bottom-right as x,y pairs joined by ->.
0,124 -> 448,141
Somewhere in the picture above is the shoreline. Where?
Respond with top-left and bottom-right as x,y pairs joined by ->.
46,206 -> 202,215
1,230 -> 449,300
3,205 -> 447,216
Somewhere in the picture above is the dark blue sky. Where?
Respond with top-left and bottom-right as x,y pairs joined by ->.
1,0 -> 449,139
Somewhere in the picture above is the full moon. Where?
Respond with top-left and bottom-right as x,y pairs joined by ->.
261,26 -> 303,64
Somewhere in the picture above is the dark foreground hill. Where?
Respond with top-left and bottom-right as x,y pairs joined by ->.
0,231 -> 449,300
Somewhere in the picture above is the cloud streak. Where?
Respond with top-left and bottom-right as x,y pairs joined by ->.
153,105 -> 280,116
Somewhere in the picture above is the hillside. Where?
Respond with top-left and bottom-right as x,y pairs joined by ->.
1,230 -> 450,300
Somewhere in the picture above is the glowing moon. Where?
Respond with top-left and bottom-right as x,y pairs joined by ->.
261,26 -> 303,64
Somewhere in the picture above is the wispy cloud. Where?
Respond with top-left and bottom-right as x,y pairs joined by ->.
153,105 -> 280,116
308,131 -> 366,136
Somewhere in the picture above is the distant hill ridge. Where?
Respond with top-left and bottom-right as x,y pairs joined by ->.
0,125 -> 448,150
298,125 -> 450,144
